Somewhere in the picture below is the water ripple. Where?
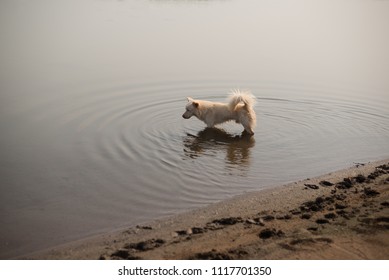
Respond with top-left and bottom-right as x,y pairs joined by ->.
2,79 -> 388,259
22,80 -> 388,235
56,82 -> 389,195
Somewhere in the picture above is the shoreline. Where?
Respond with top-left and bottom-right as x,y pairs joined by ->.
23,159 -> 389,260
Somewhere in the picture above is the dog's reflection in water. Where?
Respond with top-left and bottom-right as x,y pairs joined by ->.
183,127 -> 255,167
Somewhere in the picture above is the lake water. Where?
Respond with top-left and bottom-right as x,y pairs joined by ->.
0,0 -> 388,258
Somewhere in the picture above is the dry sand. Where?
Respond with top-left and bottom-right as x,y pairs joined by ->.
24,160 -> 389,260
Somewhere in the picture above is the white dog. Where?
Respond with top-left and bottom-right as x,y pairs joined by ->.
182,90 -> 256,134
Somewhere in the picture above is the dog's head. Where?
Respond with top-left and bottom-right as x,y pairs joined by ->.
182,97 -> 199,119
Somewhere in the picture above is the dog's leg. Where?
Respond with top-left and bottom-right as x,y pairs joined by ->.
204,118 -> 214,128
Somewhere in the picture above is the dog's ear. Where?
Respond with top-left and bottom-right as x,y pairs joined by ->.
187,97 -> 193,102
193,101 -> 199,108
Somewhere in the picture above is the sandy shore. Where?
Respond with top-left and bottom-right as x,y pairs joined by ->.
25,160 -> 389,260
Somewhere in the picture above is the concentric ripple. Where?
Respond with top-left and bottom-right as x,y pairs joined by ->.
55,81 -> 389,212
1,80 -> 388,258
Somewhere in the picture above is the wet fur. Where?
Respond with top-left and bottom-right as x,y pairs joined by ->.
182,90 -> 256,134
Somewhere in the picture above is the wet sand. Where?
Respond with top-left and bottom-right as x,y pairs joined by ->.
25,160 -> 389,260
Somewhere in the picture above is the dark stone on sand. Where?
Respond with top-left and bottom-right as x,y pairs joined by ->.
363,164 -> 389,181
363,188 -> 380,197
301,204 -> 319,212
354,174 -> 367,183
301,213 -> 312,219
276,214 -> 292,220
380,201 -> 389,207
367,168 -> 386,180
228,249 -> 249,257
291,209 -> 302,215
336,178 -> 353,189
259,229 -> 276,239
324,213 -> 337,219
334,194 -> 347,200
316,218 -> 330,224
300,196 -> 327,212
307,227 -> 318,232
377,163 -> 389,171
320,180 -> 334,186
305,184 -> 319,190
325,196 -> 335,203
262,215 -> 275,221
175,230 -> 188,236
336,209 -> 349,217
111,249 -> 130,259
136,225 -> 153,230
205,223 -> 224,231
336,209 -> 355,220
111,250 -> 141,260
212,217 -> 243,225
125,239 -> 165,251
335,203 -> 347,209
191,227 -> 205,234
259,228 -> 284,239
191,251 -> 232,260
375,216 -> 389,223
368,173 -> 378,180
133,242 -> 150,251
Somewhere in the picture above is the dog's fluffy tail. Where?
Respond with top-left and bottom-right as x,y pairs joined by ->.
228,89 -> 256,110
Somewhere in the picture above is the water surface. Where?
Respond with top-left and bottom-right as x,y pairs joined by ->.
0,0 -> 388,258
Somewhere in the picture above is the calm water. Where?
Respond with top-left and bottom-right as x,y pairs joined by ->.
1,0 -> 388,258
